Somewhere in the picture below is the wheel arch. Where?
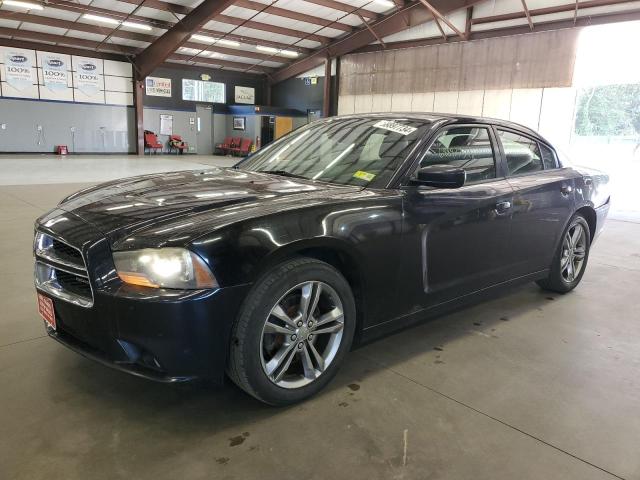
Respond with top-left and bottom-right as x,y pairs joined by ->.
252,238 -> 367,342
575,204 -> 597,241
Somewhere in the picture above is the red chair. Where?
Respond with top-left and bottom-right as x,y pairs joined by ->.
168,135 -> 188,154
144,131 -> 163,154
215,136 -> 233,155
236,138 -> 252,157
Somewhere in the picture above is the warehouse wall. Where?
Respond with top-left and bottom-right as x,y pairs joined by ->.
0,98 -> 134,153
338,29 -> 581,148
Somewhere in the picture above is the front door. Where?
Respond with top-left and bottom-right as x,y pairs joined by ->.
196,104 -> 212,154
399,125 -> 515,313
495,127 -> 577,276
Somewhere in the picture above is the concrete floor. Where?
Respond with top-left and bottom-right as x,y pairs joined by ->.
1,155 -> 639,480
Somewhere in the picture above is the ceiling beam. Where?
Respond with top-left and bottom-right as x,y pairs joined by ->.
417,0 -> 467,40
355,12 -> 386,48
0,37 -> 131,61
520,0 -> 534,30
134,0 -> 243,78
302,0 -> 379,21
355,7 -> 640,53
0,27 -> 138,55
471,0 -> 636,24
40,0 -> 313,53
233,0 -> 352,32
169,53 -> 273,73
269,0 -> 481,84
214,14 -> 332,44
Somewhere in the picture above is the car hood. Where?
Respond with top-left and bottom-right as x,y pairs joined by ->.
55,167 -> 367,247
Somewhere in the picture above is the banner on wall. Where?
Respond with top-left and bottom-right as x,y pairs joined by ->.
234,86 -> 255,104
4,50 -> 33,91
145,76 -> 172,97
42,54 -> 68,92
75,58 -> 101,96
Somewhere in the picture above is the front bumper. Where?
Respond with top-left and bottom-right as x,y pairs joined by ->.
39,283 -> 251,384
34,208 -> 251,385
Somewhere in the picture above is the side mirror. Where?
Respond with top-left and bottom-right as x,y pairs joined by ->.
412,164 -> 466,189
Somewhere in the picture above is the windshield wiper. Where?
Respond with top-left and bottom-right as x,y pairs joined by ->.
257,170 -> 307,179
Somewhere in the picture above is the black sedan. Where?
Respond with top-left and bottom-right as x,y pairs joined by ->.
34,114 -> 610,405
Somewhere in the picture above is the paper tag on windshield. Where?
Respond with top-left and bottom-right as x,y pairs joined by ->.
373,120 -> 417,136
353,171 -> 375,182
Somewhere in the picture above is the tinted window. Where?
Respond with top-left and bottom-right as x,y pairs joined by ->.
418,127 -> 496,183
540,143 -> 558,170
498,130 -> 543,176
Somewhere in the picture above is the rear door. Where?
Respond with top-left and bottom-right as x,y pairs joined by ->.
398,124 -> 515,312
494,127 -> 576,277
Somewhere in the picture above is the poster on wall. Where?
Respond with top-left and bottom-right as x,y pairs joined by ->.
75,58 -> 101,96
234,86 -> 255,104
233,117 -> 245,130
182,79 -> 225,103
42,54 -> 68,92
160,114 -> 173,135
4,50 -> 34,91
146,76 -> 172,97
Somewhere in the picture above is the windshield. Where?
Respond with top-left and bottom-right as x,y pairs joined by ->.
239,117 -> 432,186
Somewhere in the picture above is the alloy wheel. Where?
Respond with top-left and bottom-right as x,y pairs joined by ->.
560,223 -> 587,283
260,281 -> 344,389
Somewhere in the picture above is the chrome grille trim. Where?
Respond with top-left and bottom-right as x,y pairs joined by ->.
34,232 -> 94,308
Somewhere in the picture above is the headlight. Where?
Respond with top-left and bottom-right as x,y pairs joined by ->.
113,248 -> 217,289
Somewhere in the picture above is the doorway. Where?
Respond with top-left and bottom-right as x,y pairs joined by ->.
196,104 -> 213,154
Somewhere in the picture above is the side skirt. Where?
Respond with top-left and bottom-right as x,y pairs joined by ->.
357,270 -> 548,345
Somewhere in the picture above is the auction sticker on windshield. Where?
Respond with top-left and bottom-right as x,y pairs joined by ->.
353,171 -> 376,182
373,120 -> 417,136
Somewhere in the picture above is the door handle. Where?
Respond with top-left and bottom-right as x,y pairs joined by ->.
495,201 -> 511,214
561,185 -> 573,196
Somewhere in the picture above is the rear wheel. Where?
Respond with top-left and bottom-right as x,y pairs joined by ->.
227,257 -> 355,405
536,213 -> 591,293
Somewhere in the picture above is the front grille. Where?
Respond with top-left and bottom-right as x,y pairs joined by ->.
34,232 -> 93,308
51,238 -> 83,266
55,270 -> 92,299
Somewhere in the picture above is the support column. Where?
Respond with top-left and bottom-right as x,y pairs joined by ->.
322,56 -> 332,117
134,79 -> 145,155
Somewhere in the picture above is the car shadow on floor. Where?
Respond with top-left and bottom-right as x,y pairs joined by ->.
47,281 -> 562,433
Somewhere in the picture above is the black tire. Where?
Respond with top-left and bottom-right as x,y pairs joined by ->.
227,257 -> 356,406
536,213 -> 591,294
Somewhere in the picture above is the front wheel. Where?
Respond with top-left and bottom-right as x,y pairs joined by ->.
536,213 -> 591,293
227,257 -> 356,405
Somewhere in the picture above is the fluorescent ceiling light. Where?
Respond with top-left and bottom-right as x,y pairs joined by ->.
82,13 -> 119,25
192,34 -> 240,48
122,21 -> 152,31
1,0 -> 44,10
375,0 -> 395,8
191,34 -> 215,42
256,45 -> 298,57
216,39 -> 240,47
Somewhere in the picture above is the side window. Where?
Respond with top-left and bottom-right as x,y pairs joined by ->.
418,127 -> 496,183
540,143 -> 559,170
498,130 -> 543,176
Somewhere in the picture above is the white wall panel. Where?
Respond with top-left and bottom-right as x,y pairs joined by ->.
74,88 -> 105,104
104,75 -> 133,93
538,87 -> 577,149
433,91 -> 458,113
338,95 -> 355,115
411,92 -> 434,112
457,90 -> 484,116
482,89 -> 512,120
354,94 -> 373,113
103,59 -> 133,77
39,85 -> 74,102
390,93 -> 412,112
510,88 -> 543,130
371,93 -> 392,112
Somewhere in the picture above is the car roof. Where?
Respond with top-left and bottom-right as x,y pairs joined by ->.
333,112 -> 551,146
